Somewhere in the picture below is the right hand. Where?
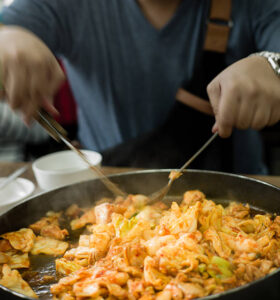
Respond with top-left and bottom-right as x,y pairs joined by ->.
207,56 -> 280,138
0,26 -> 65,124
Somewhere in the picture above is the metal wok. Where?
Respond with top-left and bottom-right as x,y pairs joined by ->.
0,169 -> 280,300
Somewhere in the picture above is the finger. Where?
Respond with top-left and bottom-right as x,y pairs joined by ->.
251,106 -> 271,130
28,57 -> 55,97
212,121 -> 218,133
0,74 -> 5,100
28,59 -> 61,110
5,69 -> 30,110
37,60 -> 65,116
47,59 -> 65,96
41,62 -> 65,117
207,79 -> 221,118
216,89 -> 240,138
21,99 -> 37,125
0,90 -> 6,101
29,71 -> 56,117
41,98 -> 59,116
0,57 -> 7,101
267,108 -> 280,126
235,100 -> 256,130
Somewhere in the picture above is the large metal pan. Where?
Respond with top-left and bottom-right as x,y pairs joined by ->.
1,169 -> 280,300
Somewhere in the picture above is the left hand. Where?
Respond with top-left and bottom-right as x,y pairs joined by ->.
207,56 -> 280,138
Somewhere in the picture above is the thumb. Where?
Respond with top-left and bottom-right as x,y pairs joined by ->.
41,98 -> 59,117
212,121 -> 218,134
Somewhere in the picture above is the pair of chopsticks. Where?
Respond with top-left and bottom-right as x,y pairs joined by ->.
37,110 -> 219,202
36,110 -> 126,197
148,132 -> 219,204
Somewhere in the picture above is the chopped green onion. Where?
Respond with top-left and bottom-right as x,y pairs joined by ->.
198,263 -> 207,273
130,212 -> 138,219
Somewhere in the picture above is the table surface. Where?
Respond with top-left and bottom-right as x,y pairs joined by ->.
1,161 -> 280,187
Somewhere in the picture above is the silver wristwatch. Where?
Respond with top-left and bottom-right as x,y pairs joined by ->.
250,51 -> 280,77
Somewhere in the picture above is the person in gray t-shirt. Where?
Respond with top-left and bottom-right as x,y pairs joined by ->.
0,102 -> 49,161
1,0 -> 280,173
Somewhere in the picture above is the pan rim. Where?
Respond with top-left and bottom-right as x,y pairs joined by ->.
1,168 -> 280,299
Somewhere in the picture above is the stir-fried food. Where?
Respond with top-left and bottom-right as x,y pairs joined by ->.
31,236 -> 69,256
0,212 -> 69,298
1,190 -> 280,299
1,228 -> 36,253
0,264 -> 38,298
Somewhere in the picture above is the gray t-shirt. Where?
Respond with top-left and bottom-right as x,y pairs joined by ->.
2,0 -> 280,172
0,102 -> 48,161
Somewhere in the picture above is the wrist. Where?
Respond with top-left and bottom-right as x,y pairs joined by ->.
249,51 -> 280,77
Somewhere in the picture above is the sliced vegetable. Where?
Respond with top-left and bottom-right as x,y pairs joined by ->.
112,214 -> 138,237
198,263 -> 206,273
207,256 -> 233,279
129,212 -> 139,219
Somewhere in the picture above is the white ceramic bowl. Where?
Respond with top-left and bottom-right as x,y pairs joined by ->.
32,150 -> 102,190
0,177 -> 35,214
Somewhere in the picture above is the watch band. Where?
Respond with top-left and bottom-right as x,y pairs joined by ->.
250,51 -> 280,77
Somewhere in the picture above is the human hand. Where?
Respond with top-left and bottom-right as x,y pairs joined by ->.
207,56 -> 280,137
0,26 -> 65,124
